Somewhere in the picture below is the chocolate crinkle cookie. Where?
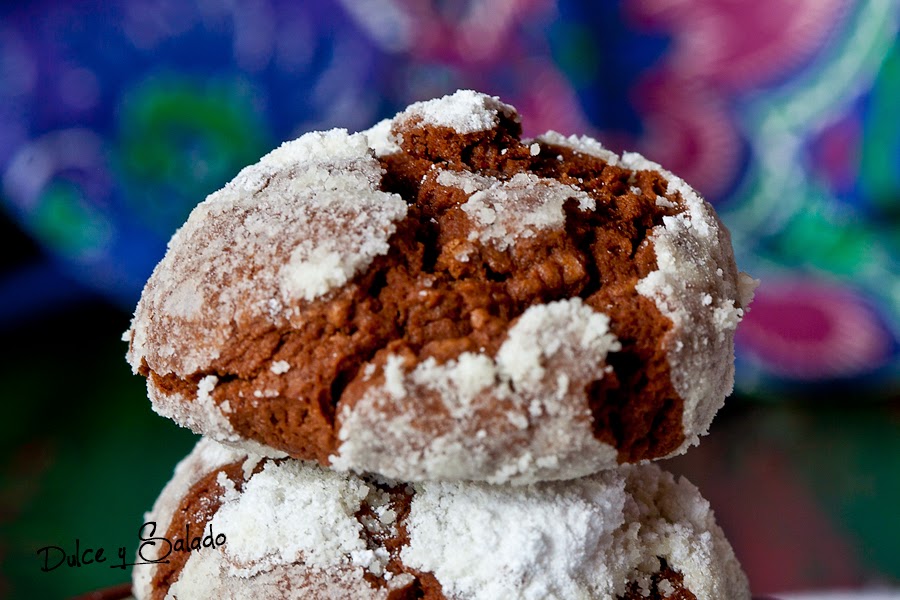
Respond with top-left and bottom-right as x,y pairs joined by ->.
133,438 -> 750,600
125,90 -> 756,484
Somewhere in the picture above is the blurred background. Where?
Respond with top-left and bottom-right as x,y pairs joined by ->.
0,0 -> 898,597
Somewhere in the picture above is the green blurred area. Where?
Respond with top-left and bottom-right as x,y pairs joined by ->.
669,402 -> 900,593
0,303 -> 195,599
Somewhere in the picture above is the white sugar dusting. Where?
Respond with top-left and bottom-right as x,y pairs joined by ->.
139,440 -> 405,600
145,376 -> 241,444
437,170 -> 595,251
210,460 -> 379,577
270,360 -> 291,375
395,89 -> 519,134
536,130 -> 620,164
332,298 -> 621,484
362,118 -> 401,156
496,298 -> 621,390
622,151 -> 753,453
127,128 -> 407,380
139,441 -> 748,600
436,169 -> 494,195
382,354 -> 408,400
402,463 -> 750,600
656,195 -> 677,208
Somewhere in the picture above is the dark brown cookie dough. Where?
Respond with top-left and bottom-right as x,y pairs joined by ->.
132,439 -> 749,599
126,90 -> 755,483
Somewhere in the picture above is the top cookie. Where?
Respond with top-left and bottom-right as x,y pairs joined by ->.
125,90 -> 755,484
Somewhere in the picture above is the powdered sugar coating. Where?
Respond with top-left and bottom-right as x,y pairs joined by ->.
331,298 -> 622,484
437,170 -> 595,251
535,130 -> 620,165
137,439 -> 749,599
363,118 -> 401,157
403,463 -> 749,600
621,152 -> 757,451
270,360 -> 291,375
395,89 -> 519,134
144,376 -> 241,444
125,129 -> 407,379
136,439 -> 408,600
210,461 -> 379,577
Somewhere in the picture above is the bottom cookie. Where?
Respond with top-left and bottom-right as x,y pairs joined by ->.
133,439 -> 749,600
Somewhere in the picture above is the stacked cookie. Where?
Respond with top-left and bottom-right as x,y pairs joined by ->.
125,90 -> 756,599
